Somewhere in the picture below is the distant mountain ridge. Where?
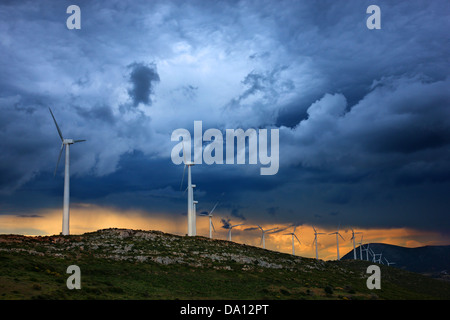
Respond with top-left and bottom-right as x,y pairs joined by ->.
342,243 -> 450,277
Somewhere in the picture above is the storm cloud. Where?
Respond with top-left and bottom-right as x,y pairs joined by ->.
0,0 -> 449,235
127,62 -> 160,107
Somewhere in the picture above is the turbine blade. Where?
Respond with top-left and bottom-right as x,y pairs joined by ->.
181,140 -> 187,164
211,221 -> 216,232
180,164 -> 186,190
73,139 -> 86,143
54,143 -> 64,176
339,233 -> 345,241
49,108 -> 64,141
294,234 -> 301,245
209,201 -> 219,215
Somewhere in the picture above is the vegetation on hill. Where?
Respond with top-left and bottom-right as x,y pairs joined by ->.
1,228 -> 449,300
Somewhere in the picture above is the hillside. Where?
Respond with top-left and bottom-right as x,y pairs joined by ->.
341,243 -> 450,279
1,228 -> 450,300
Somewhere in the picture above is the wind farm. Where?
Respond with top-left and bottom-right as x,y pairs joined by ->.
1,131 -> 450,300
9,123 -> 450,265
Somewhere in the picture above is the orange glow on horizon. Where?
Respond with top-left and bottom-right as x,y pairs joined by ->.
1,203 -> 449,261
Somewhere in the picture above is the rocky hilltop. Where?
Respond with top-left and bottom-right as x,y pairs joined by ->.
1,228 -> 313,270
1,228 -> 450,300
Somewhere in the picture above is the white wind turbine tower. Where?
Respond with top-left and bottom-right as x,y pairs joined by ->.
199,201 -> 219,239
329,225 -> 345,260
284,226 -> 301,255
312,226 -> 325,260
193,200 -> 198,235
357,235 -> 364,260
369,246 -> 375,262
227,223 -> 244,241
350,228 -> 362,260
180,142 -> 196,236
369,248 -> 375,262
257,225 -> 278,249
365,243 -> 371,261
49,108 -> 86,236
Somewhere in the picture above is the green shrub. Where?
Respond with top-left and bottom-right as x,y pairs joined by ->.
324,285 -> 333,295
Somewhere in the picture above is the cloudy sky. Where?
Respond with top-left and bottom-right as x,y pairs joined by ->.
0,0 -> 449,259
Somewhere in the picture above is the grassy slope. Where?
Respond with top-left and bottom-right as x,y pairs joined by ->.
0,228 -> 449,300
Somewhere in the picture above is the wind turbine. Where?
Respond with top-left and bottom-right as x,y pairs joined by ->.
284,226 -> 301,255
49,108 -> 86,236
329,225 -> 345,260
350,228 -> 362,260
369,248 -> 382,263
257,225 -> 278,249
369,248 -> 374,262
378,252 -> 383,264
227,223 -> 244,241
365,243 -> 371,261
199,201 -> 219,239
357,235 -> 364,260
312,226 -> 325,260
384,257 -> 396,266
180,142 -> 195,236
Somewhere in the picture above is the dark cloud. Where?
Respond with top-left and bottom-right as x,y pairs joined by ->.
281,76 -> 450,185
180,85 -> 198,100
16,214 -> 43,218
74,105 -> 116,124
220,218 -> 231,229
266,206 -> 279,216
231,208 -> 246,221
127,62 -> 160,107
0,0 -> 449,236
